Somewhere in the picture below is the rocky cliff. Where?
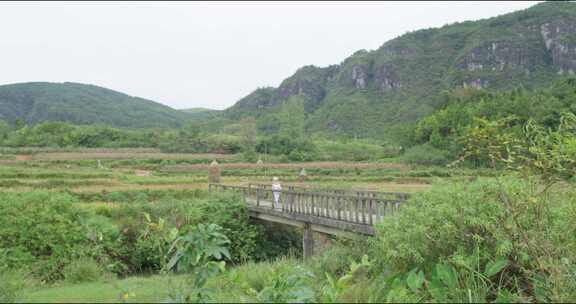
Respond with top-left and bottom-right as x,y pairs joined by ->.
226,2 -> 576,138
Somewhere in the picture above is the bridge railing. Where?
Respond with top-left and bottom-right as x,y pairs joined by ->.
209,183 -> 407,226
247,183 -> 411,201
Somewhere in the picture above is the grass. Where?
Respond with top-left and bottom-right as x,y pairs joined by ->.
21,274 -> 189,303
21,257 -> 301,302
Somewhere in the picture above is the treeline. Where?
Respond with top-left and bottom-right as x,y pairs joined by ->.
0,94 -> 323,159
0,120 -> 244,154
7,78 -> 575,166
398,77 -> 576,173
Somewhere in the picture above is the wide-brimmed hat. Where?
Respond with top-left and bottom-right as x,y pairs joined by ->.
273,177 -> 279,181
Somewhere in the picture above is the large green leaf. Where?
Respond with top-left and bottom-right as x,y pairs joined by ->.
484,259 -> 508,278
427,275 -> 447,302
406,268 -> 425,292
436,263 -> 458,288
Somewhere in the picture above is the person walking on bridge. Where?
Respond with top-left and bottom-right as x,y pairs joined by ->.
271,176 -> 282,209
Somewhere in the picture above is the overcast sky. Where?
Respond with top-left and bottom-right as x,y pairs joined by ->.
0,1 -> 540,110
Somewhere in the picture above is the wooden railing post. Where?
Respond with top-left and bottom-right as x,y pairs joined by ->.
256,188 -> 261,207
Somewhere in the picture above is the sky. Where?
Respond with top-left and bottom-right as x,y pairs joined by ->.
0,1 -> 541,110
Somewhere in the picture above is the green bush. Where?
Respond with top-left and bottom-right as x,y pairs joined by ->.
309,239 -> 370,279
401,143 -> 451,166
0,190 -> 261,282
0,268 -> 30,303
253,264 -> 316,303
62,258 -> 111,284
0,192 -> 93,281
314,139 -> 399,161
372,175 -> 576,302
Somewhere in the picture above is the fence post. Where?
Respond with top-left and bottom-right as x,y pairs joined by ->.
256,188 -> 261,207
355,194 -> 360,223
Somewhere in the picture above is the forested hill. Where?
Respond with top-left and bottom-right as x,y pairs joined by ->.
225,1 -> 576,139
179,107 -> 221,120
0,82 -> 191,128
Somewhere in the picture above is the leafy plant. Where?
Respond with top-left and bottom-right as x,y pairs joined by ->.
251,265 -> 316,303
165,223 -> 231,303
322,255 -> 371,303
62,258 -> 110,284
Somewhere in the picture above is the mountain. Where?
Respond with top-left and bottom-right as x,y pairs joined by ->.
225,1 -> 576,139
0,82 -> 191,128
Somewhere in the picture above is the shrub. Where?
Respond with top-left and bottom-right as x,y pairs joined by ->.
0,268 -> 30,303
62,258 -> 110,284
401,143 -> 451,166
253,264 -> 316,303
0,192 -> 92,281
309,239 -> 370,279
372,175 -> 576,302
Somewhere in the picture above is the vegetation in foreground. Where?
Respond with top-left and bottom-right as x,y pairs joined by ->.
2,174 -> 575,303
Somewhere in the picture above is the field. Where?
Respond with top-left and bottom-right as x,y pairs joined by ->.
0,148 -> 486,194
0,148 -> 451,301
2,148 -> 574,303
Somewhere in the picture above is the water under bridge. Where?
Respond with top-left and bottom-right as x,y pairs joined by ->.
209,183 -> 411,259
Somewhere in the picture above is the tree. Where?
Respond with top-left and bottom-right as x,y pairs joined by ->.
238,117 -> 258,162
0,120 -> 10,141
180,122 -> 202,140
278,95 -> 306,141
452,116 -> 524,169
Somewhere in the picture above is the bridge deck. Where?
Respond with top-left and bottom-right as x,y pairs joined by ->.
209,183 -> 408,236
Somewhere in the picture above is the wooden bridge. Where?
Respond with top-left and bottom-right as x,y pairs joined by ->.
209,183 -> 410,258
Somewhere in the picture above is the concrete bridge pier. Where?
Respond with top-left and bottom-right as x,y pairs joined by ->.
303,224 -> 332,260
303,223 -> 314,260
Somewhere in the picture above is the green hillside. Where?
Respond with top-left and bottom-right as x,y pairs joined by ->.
180,107 -> 221,120
0,82 -> 190,128
180,107 -> 213,113
225,1 -> 576,140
